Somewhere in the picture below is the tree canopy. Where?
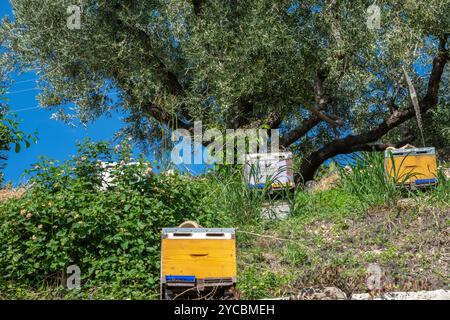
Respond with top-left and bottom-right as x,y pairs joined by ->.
1,0 -> 449,180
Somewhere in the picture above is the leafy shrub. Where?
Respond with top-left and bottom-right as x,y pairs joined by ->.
0,140 -> 225,298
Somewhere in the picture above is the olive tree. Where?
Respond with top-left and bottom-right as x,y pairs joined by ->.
1,0 -> 448,181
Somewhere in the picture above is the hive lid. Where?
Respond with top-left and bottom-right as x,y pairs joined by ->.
245,152 -> 293,160
162,228 -> 235,234
384,147 -> 435,157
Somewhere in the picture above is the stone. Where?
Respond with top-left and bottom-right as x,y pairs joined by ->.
443,168 -> 450,179
261,202 -> 291,220
304,180 -> 316,192
396,198 -> 416,208
300,287 -> 347,300
351,289 -> 450,300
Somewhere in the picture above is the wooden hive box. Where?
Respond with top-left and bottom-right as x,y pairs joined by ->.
243,152 -> 295,190
384,147 -> 438,186
160,228 -> 236,299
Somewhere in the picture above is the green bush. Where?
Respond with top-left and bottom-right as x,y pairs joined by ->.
0,140 -> 225,298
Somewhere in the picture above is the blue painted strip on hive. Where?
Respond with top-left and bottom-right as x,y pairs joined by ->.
166,275 -> 196,282
415,178 -> 438,185
249,183 -> 266,189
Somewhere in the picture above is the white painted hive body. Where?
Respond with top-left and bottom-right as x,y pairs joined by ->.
243,152 -> 295,190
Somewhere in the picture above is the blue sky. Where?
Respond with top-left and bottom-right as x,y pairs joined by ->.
1,1 -> 214,185
1,2 -> 432,184
0,1 -> 364,184
1,2 -> 129,184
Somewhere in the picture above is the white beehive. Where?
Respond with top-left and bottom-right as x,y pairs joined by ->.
243,152 -> 295,190
99,161 -> 150,189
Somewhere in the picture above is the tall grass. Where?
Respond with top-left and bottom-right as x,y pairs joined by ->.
207,164 -> 294,225
209,151 -> 449,223
428,163 -> 450,207
339,152 -> 411,208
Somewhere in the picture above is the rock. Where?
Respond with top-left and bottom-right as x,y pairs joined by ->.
303,172 -> 341,193
443,168 -> 450,179
396,198 -> 416,209
300,287 -> 347,300
261,202 -> 291,220
261,287 -> 347,300
304,180 -> 316,192
263,289 -> 450,301
312,172 -> 341,192
351,289 -> 450,300
344,165 -> 353,173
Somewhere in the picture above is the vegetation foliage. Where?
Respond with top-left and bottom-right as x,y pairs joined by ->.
0,143 -> 448,299
0,140 -> 224,298
1,1 -> 448,180
0,1 -> 449,299
0,87 -> 36,185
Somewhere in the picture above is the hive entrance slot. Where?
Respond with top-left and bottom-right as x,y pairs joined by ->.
206,232 -> 225,237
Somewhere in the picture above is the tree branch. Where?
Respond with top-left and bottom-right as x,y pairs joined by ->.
280,116 -> 321,147
280,68 -> 343,147
308,69 -> 343,127
192,0 -> 202,15
298,36 -> 449,182
110,10 -> 195,131
347,133 -> 415,152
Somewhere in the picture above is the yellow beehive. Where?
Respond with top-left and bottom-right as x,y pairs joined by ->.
160,228 -> 236,299
384,147 -> 438,186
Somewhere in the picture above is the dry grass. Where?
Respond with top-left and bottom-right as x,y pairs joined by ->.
309,172 -> 341,192
238,201 -> 449,299
0,186 -> 25,202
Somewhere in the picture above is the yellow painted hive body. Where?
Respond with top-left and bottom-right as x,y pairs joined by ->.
161,228 -> 237,287
384,147 -> 438,186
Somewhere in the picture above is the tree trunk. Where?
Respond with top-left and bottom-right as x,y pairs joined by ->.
298,152 -> 324,183
295,36 -> 448,184
297,136 -> 414,183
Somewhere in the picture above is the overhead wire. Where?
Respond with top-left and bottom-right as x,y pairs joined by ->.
6,87 -> 40,95
10,78 -> 38,85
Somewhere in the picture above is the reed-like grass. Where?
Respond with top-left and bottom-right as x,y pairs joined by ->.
338,152 -> 414,208
207,163 -> 295,225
